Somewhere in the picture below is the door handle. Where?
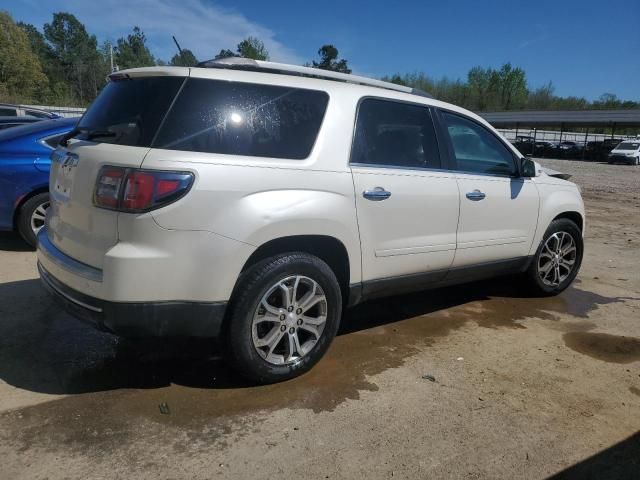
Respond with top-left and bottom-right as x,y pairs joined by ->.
465,189 -> 486,201
363,187 -> 391,201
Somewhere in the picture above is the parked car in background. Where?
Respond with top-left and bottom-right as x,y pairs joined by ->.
0,103 -> 61,119
37,59 -> 585,384
557,141 -> 583,159
0,117 -> 77,246
608,140 -> 640,165
512,136 -> 556,158
0,116 -> 44,131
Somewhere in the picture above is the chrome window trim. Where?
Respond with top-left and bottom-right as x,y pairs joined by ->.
350,162 -> 520,179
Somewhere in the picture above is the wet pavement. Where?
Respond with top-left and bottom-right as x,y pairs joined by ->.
0,271 -> 636,457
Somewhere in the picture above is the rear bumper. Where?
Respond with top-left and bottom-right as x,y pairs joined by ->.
38,261 -> 227,338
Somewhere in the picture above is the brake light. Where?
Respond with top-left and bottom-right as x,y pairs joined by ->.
94,166 -> 193,212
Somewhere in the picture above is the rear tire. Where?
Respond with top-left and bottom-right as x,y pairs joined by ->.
17,193 -> 49,249
225,252 -> 342,384
524,218 -> 583,296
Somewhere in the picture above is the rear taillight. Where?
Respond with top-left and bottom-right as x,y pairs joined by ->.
94,166 -> 193,212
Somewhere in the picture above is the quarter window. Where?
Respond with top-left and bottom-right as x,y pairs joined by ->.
442,112 -> 517,176
154,79 -> 329,160
43,133 -> 66,149
350,98 -> 440,169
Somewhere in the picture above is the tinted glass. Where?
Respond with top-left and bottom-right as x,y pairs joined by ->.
154,78 -> 329,159
617,142 -> 640,150
78,76 -> 184,147
351,99 -> 440,169
43,133 -> 66,148
443,112 -> 516,176
0,108 -> 17,117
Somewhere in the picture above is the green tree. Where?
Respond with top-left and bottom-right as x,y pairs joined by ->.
0,11 -> 48,102
114,26 -> 155,70
467,66 -> 499,111
527,82 -> 555,110
214,48 -> 236,60
496,62 -> 527,110
236,36 -> 269,60
169,48 -> 197,66
311,45 -> 351,73
44,12 -> 105,104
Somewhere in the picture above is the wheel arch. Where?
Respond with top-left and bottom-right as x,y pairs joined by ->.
12,186 -> 49,229
238,235 -> 352,301
552,211 -> 584,232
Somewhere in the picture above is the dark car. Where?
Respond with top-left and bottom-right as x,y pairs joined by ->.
512,136 -> 556,157
0,116 -> 44,131
557,141 -> 584,159
0,117 -> 77,246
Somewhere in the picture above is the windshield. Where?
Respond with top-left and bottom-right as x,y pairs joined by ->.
615,142 -> 640,151
77,76 -> 185,147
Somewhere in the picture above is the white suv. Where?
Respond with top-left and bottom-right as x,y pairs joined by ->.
608,140 -> 640,165
37,59 -> 585,383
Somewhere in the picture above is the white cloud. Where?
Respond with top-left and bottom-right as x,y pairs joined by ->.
23,0 -> 303,64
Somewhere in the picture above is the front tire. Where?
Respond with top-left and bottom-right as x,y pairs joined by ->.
525,218 -> 583,296
225,253 -> 342,384
17,192 -> 49,248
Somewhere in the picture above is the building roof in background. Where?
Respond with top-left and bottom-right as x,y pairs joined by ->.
479,110 -> 640,128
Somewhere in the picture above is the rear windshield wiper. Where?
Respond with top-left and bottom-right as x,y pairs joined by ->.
60,128 -> 116,146
86,130 -> 117,141
60,127 -> 82,147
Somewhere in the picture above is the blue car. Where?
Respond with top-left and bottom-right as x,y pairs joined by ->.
0,117 -> 77,247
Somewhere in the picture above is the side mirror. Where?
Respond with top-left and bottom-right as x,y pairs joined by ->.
521,158 -> 541,177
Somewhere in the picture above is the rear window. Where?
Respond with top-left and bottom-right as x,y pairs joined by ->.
153,78 -> 329,159
77,76 -> 184,147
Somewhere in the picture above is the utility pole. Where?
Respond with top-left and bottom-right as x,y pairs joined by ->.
109,43 -> 114,72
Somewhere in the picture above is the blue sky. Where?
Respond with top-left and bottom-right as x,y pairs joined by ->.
5,0 -> 639,100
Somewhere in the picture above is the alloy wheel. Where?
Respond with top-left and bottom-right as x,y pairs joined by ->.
538,231 -> 577,287
30,201 -> 49,236
251,275 -> 328,365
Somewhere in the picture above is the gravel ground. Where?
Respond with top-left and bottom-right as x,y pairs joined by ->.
0,159 -> 639,479
537,157 -> 640,196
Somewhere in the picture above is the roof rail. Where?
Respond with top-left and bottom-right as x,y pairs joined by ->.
196,57 -> 433,99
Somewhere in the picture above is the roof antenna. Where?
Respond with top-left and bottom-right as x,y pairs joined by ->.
172,36 -> 183,55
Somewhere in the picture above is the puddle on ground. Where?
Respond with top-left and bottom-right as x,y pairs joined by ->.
0,279 -> 632,454
563,332 -> 640,364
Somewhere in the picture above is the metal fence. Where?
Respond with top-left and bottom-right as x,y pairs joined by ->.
497,128 -> 636,144
21,104 -> 85,118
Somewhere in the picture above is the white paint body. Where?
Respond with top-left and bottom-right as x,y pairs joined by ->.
38,65 -> 585,305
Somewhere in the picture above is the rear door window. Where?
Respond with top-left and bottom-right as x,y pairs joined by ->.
77,76 -> 185,147
350,98 -> 440,169
154,78 -> 329,160
0,108 -> 17,117
42,133 -> 66,149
